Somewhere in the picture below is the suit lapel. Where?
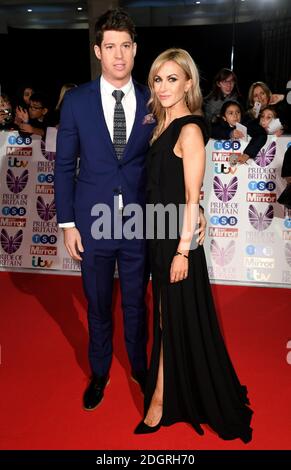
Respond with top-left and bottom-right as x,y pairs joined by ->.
123,82 -> 148,159
89,78 -> 116,158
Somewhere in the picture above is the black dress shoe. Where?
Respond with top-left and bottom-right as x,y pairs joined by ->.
83,374 -> 109,411
134,420 -> 161,434
131,370 -> 147,394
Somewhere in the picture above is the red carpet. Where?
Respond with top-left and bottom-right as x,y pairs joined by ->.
0,271 -> 290,450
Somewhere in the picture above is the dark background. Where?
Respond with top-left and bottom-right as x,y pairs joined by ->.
0,20 -> 287,110
134,22 -> 264,99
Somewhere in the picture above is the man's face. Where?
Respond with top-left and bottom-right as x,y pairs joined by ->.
28,100 -> 47,120
94,30 -> 137,87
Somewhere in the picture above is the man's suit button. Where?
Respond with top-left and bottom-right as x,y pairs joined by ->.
118,163 -> 122,169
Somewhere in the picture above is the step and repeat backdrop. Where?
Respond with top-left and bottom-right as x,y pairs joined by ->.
0,132 -> 80,275
202,135 -> 291,287
0,130 -> 290,287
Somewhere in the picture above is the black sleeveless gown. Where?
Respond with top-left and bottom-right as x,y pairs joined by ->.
145,115 -> 253,443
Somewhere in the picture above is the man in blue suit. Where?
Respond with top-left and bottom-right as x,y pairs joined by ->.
55,9 -> 154,410
55,9 -> 206,411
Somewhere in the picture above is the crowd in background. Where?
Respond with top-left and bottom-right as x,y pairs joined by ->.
1,69 -> 290,141
0,69 -> 290,206
0,83 -> 77,136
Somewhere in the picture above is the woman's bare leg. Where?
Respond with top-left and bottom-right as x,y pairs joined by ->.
144,300 -> 163,427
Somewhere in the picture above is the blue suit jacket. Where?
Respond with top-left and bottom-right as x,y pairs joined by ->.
54,77 -> 155,248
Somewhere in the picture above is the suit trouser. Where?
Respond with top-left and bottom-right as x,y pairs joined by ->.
81,237 -> 148,377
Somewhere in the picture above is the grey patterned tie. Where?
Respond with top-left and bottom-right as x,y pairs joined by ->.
112,89 -> 126,160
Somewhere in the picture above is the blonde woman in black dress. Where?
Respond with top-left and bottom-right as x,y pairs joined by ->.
134,48 -> 253,443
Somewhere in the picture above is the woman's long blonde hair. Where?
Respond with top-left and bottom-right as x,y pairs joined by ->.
55,83 -> 77,110
148,48 -> 202,143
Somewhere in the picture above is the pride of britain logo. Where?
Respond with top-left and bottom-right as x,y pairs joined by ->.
6,169 -> 29,194
248,204 -> 274,231
0,229 -> 23,254
254,141 -> 276,168
213,176 -> 238,202
210,239 -> 235,266
40,140 -> 55,161
36,196 -> 56,221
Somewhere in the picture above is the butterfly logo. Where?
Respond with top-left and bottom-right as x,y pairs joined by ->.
213,176 -> 238,202
40,139 -> 56,161
36,196 -> 56,221
254,141 -> 276,167
210,239 -> 235,267
0,229 -> 23,254
248,204 -> 274,231
285,243 -> 291,267
6,169 -> 29,194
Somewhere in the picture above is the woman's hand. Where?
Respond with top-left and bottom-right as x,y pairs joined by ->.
275,129 -> 284,137
269,94 -> 284,105
195,210 -> 207,245
170,254 -> 188,283
15,106 -> 29,123
237,153 -> 250,164
231,129 -> 244,140
19,123 -> 33,133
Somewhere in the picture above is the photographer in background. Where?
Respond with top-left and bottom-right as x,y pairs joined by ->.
0,93 -> 15,131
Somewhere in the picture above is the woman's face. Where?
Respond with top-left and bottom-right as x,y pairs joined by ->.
217,75 -> 235,97
253,86 -> 269,108
153,60 -> 192,110
259,109 -> 275,129
23,88 -> 33,105
223,104 -> 241,127
0,96 -> 7,108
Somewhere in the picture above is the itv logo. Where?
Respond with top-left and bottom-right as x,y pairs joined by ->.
31,256 -> 53,268
8,157 -> 28,168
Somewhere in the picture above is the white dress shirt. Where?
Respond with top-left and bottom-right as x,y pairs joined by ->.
59,75 -> 137,229
100,75 -> 136,141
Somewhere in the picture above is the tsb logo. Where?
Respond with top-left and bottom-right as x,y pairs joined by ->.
32,234 -> 57,244
214,140 -> 241,151
2,206 -> 26,216
37,173 -> 54,183
248,181 -> 276,191
210,215 -> 238,226
8,135 -> 32,145
246,245 -> 273,256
